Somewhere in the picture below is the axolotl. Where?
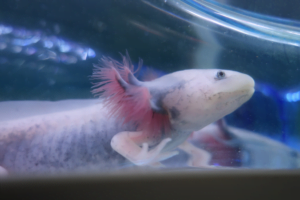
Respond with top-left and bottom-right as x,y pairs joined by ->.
0,53 -> 255,174
189,119 -> 300,168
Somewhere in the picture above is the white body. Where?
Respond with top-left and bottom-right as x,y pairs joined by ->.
0,100 -> 132,174
0,69 -> 255,174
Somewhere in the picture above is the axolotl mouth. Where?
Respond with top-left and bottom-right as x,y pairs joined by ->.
214,74 -> 255,111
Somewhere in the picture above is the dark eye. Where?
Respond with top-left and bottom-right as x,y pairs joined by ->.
216,71 -> 226,80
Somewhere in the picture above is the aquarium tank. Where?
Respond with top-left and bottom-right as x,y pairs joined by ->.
0,0 -> 300,194
1,0 -> 300,199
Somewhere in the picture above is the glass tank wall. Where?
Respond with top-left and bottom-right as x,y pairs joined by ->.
0,0 -> 299,175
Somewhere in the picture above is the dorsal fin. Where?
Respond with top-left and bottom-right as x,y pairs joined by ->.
91,53 -> 170,135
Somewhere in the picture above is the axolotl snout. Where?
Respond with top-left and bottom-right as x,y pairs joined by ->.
0,53 -> 254,174
148,68 -> 255,133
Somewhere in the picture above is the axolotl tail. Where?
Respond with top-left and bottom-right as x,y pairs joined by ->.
0,101 -> 132,174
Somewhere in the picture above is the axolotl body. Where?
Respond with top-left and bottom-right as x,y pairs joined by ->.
0,53 -> 255,174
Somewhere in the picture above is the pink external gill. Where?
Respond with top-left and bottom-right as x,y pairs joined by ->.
91,52 -> 170,136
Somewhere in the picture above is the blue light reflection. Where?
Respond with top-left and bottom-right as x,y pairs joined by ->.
285,91 -> 300,102
0,24 -> 97,65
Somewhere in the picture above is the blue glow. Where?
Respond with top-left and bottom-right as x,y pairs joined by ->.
0,25 -> 13,35
87,48 -> 96,57
12,35 -> 40,46
81,51 -> 87,60
0,23 -> 97,65
285,91 -> 300,102
58,40 -> 71,53
43,40 -> 54,48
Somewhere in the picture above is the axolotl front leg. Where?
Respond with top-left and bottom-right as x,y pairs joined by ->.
91,53 -> 255,167
111,131 -> 178,166
111,130 -> 211,167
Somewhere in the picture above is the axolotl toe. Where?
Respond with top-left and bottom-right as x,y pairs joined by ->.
0,52 -> 255,174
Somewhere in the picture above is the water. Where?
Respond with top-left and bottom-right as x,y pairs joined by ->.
0,0 -> 299,175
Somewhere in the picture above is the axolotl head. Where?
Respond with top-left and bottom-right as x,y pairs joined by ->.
91,53 -> 255,135
145,69 -> 255,132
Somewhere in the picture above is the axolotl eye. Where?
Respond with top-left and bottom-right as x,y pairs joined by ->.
215,70 -> 226,80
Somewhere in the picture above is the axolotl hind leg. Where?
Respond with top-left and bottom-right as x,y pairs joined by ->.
111,131 -> 178,166
179,141 -> 212,167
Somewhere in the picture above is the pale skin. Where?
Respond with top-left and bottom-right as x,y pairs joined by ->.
0,69 -> 254,174
110,131 -> 211,167
109,69 -> 255,167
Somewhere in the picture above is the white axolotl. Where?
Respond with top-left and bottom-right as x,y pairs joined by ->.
0,53 -> 255,174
